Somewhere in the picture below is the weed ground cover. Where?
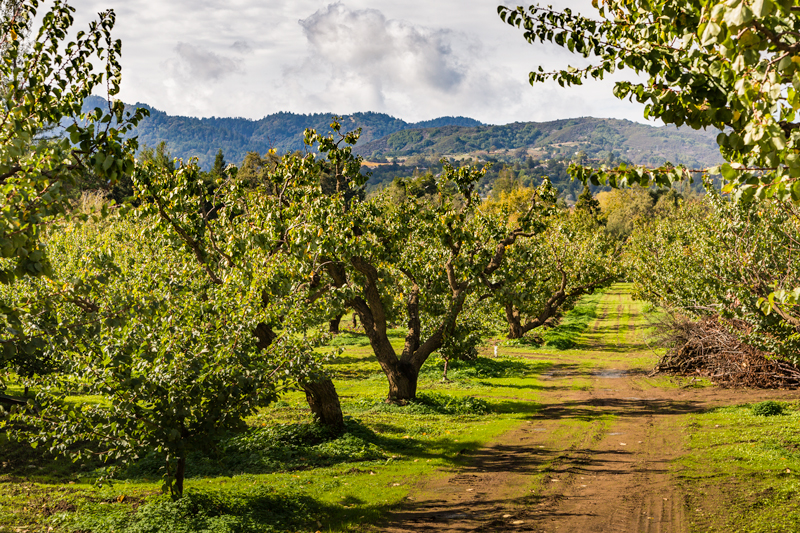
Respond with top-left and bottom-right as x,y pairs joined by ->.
1,304 -> 587,533
679,401 -> 800,533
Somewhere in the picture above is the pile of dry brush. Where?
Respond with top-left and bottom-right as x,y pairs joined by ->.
652,314 -> 800,388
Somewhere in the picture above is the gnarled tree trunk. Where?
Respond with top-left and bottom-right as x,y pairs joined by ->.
302,378 -> 344,432
254,321 -> 344,430
505,304 -> 526,339
329,313 -> 343,334
386,361 -> 419,403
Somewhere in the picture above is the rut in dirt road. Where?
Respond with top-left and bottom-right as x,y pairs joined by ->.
382,286 -> 794,533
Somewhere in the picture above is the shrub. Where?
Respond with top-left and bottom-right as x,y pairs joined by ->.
752,401 -> 786,417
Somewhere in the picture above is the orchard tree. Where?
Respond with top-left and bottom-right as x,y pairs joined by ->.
8,215 -> 320,499
300,130 -> 558,402
0,0 -> 146,395
626,189 -> 800,362
484,210 -> 619,339
132,149 -> 345,430
499,0 -> 800,333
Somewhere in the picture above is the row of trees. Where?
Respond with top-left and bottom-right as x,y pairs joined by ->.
13,0 -> 800,508
0,0 -> 620,499
626,189 -> 800,362
499,0 -> 800,368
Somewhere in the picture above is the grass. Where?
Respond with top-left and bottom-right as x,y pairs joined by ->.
678,401 -> 800,532
4,285 -> 797,533
0,345 -> 555,533
538,290 -> 605,350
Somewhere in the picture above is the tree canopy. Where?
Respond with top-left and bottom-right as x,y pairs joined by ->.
0,0 -> 146,379
499,0 -> 800,202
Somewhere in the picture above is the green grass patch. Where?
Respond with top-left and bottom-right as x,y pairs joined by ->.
1,349 -> 551,533
678,401 -> 800,532
540,290 -> 605,349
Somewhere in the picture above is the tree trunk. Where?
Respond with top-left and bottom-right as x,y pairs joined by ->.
173,454 -> 186,499
329,314 -> 343,334
442,358 -> 450,381
505,304 -> 525,339
253,322 -> 277,350
254,322 -> 343,431
302,378 -> 344,432
352,313 -> 358,329
386,361 -> 419,403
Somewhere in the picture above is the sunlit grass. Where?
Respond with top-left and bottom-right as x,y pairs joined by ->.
6,284 -> 786,533
678,402 -> 800,533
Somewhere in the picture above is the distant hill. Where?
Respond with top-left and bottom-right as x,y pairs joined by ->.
80,98 -> 722,181
82,96 -> 483,169
354,117 -> 723,170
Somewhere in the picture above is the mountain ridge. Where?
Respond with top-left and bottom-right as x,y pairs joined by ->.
82,96 -> 483,169
353,117 -> 723,170
82,97 -> 723,173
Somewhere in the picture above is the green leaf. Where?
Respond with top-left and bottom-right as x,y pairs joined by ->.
752,0 -> 773,17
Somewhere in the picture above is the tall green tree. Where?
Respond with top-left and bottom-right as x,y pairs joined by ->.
0,0 -> 146,390
575,185 -> 600,216
211,148 -> 226,178
299,127 -> 559,402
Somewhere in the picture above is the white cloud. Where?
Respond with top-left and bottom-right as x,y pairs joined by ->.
277,3 -> 531,122
231,40 -> 253,54
299,4 -> 465,92
169,42 -> 242,82
66,0 -> 649,125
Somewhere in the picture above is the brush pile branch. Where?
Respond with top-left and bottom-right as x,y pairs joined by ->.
653,315 -> 800,389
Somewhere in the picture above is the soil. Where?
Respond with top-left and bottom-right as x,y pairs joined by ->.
382,287 -> 799,533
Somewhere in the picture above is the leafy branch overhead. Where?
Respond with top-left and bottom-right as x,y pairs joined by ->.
499,0 -> 800,202
0,0 -> 146,375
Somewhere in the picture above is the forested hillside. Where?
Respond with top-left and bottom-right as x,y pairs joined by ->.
82,98 -> 721,175
354,117 -> 723,169
81,96 -> 482,169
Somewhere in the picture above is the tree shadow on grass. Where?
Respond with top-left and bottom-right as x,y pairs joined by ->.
61,484 -> 394,533
119,415 -> 497,482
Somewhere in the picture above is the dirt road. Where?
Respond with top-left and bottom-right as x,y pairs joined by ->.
384,287 -> 796,533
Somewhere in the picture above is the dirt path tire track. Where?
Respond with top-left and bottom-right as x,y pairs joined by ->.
381,287 -> 798,533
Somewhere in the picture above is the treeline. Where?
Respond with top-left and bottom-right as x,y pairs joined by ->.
354,117 -> 723,170
361,150 -> 637,202
81,96 -> 482,170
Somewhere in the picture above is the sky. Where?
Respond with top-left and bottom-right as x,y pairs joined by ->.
67,0 -> 649,125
